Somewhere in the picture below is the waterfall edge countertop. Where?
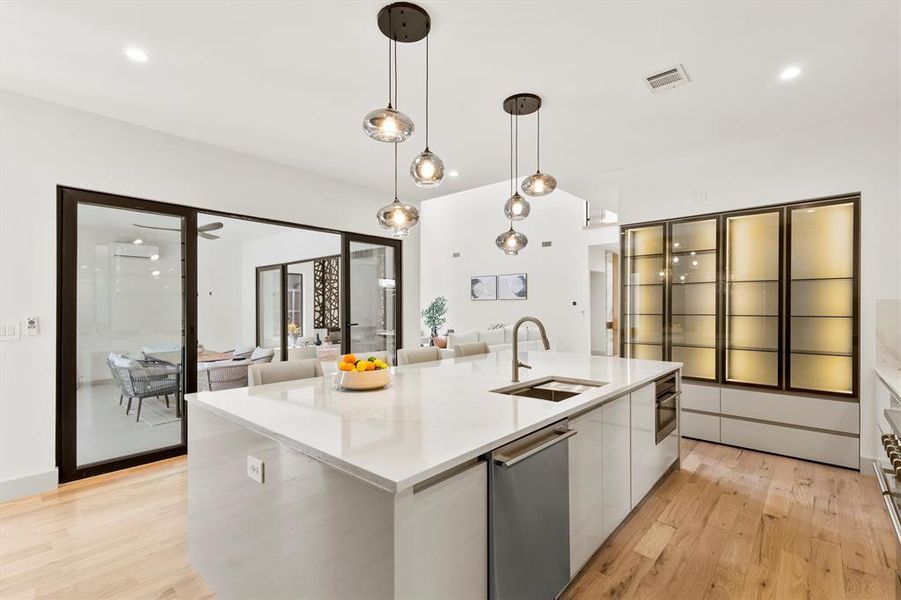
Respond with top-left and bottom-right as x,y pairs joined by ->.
186,351 -> 681,492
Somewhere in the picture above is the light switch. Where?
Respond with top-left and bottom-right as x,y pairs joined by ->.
247,456 -> 264,484
0,322 -> 19,341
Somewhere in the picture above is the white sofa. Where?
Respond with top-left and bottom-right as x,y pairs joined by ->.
439,325 -> 556,358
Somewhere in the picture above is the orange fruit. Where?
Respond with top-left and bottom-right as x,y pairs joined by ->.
338,361 -> 354,372
342,354 -> 357,364
365,361 -> 376,371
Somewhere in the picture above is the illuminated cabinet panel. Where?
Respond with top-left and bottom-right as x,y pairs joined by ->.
787,201 -> 856,395
725,210 -> 781,387
669,218 -> 717,380
622,225 -> 664,360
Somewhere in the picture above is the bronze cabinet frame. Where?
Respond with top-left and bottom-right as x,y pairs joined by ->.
620,192 -> 860,398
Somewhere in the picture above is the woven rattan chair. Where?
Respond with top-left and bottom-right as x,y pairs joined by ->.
111,359 -> 180,422
197,360 -> 250,392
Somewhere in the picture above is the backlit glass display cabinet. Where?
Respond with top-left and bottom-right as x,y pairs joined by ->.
787,198 -> 858,396
668,217 -> 718,380
724,209 -> 783,388
621,224 -> 665,360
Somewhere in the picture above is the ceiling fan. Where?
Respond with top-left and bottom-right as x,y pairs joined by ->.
133,221 -> 224,240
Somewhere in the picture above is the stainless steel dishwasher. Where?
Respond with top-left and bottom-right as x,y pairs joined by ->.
488,420 -> 576,600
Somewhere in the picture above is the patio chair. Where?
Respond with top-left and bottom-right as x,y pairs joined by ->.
197,360 -> 250,392
110,357 -> 181,422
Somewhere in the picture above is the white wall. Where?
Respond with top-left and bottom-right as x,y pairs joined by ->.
0,90 -> 420,497
197,240 -> 244,352
420,182 -> 617,352
597,108 -> 901,461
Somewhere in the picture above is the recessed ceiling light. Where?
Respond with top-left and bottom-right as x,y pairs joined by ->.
150,270 -> 161,277
779,65 -> 802,81
150,254 -> 160,261
124,47 -> 150,63
133,238 -> 143,245
448,170 -> 459,177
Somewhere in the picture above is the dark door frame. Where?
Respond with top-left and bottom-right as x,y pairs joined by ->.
341,232 -> 403,363
57,186 -> 404,483
57,187 -> 197,483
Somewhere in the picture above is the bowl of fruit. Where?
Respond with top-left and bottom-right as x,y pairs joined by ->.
335,354 -> 391,390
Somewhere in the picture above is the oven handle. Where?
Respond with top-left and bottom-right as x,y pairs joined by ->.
656,391 -> 680,407
872,462 -> 901,545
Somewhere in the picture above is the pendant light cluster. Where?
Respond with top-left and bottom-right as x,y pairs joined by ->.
496,93 -> 557,255
365,2 -> 442,237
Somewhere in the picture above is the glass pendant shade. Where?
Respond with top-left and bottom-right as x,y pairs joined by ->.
377,198 -> 420,238
363,106 -> 415,143
504,192 -> 531,221
410,148 -> 445,187
521,171 -> 557,197
496,227 -> 528,255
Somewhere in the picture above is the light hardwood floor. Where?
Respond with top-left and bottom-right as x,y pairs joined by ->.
0,440 -> 895,599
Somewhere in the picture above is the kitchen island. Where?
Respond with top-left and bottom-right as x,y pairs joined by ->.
187,351 -> 681,599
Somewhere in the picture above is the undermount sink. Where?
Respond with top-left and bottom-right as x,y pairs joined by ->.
491,377 -> 607,403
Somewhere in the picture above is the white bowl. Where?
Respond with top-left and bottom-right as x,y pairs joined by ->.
335,368 -> 391,391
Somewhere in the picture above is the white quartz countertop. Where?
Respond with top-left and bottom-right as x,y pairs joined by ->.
186,351 -> 681,492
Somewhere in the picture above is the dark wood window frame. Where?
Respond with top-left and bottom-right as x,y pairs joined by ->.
57,186 -> 403,483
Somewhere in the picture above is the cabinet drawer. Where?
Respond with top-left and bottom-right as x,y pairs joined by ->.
681,383 -> 720,413
721,387 -> 858,434
720,416 -> 858,469
681,410 -> 720,442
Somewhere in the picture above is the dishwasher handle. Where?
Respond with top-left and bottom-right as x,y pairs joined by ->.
494,428 -> 577,468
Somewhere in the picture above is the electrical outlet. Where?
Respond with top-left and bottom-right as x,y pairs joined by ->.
247,456 -> 264,484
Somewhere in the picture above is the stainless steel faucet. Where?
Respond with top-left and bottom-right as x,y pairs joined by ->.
511,316 -> 551,383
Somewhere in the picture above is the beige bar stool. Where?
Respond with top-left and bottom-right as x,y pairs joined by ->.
454,342 -> 490,358
248,359 -> 323,386
397,347 -> 442,366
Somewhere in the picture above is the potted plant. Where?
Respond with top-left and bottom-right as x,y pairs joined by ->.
287,322 -> 300,346
421,296 -> 448,347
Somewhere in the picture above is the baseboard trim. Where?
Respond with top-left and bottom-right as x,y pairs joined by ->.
0,468 -> 58,502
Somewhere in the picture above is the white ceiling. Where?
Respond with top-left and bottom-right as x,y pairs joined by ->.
1,1 -> 897,206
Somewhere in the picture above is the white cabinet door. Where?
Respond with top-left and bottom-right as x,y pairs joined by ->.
394,461 -> 487,599
568,407 -> 603,577
630,383 -> 656,508
602,395 -> 631,540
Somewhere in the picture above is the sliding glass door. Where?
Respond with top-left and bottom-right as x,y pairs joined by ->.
344,235 -> 402,365
59,189 -> 403,482
58,188 -> 194,482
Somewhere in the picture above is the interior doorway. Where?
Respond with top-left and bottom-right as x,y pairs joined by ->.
588,243 -> 620,356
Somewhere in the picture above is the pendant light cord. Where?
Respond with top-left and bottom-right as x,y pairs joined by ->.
515,111 -> 519,185
387,37 -> 392,107
509,111 -> 513,196
394,39 -> 399,109
394,139 -> 398,201
537,109 -> 541,172
425,35 -> 429,149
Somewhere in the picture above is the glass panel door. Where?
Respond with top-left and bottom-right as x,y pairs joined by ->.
256,266 -> 283,358
724,209 -> 782,387
345,237 -> 400,365
669,218 -> 718,380
59,188 -> 192,482
787,200 -> 856,395
622,224 -> 665,360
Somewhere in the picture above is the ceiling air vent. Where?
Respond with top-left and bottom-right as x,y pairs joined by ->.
644,64 -> 690,93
